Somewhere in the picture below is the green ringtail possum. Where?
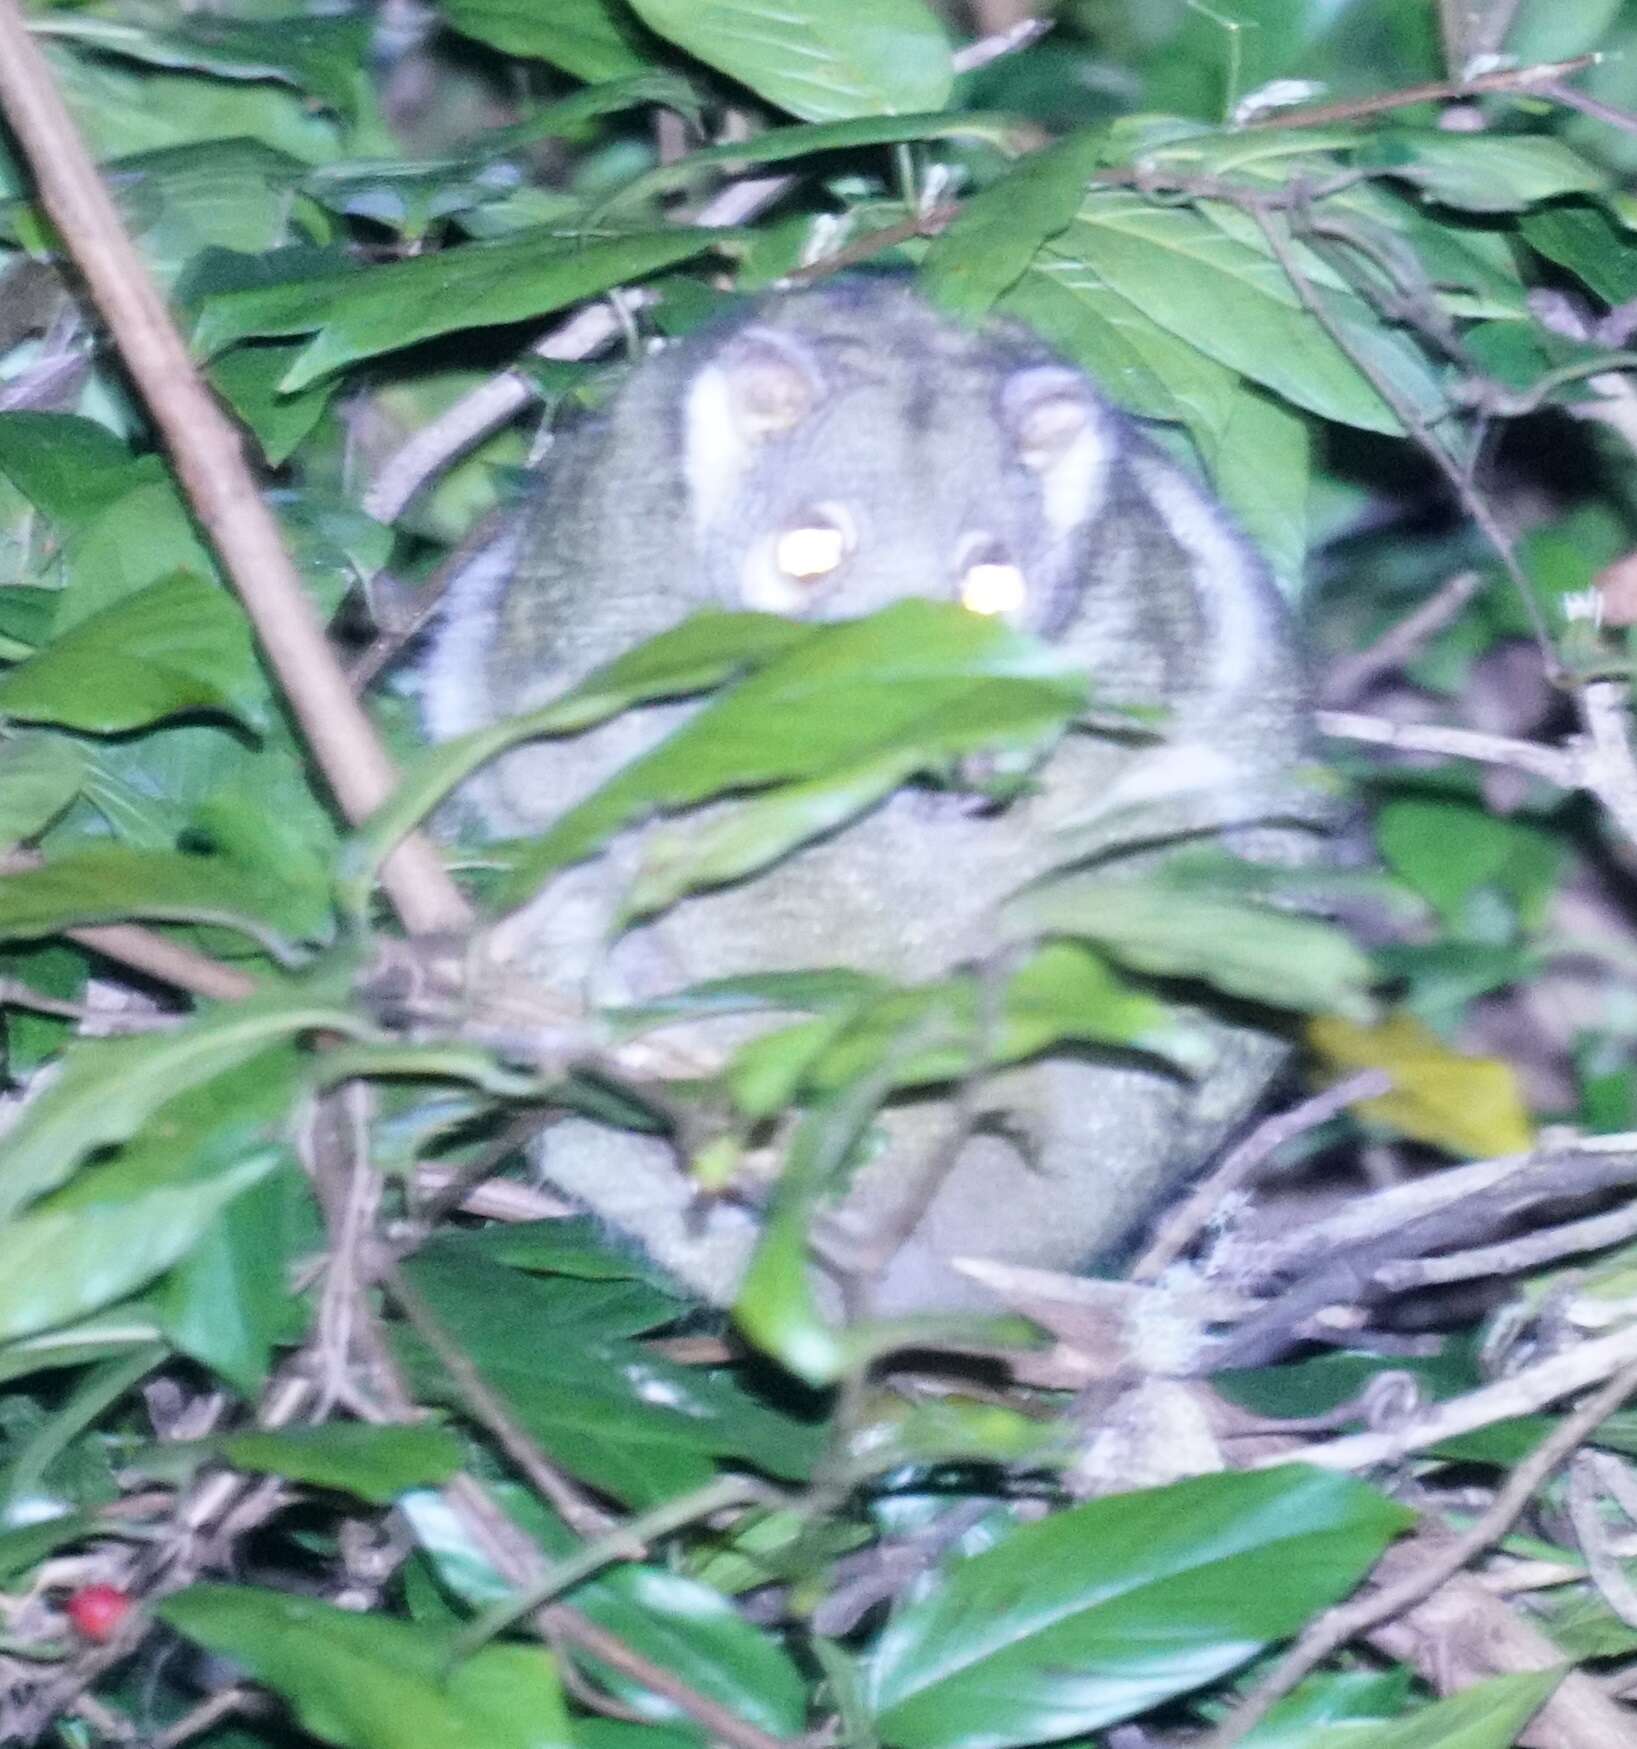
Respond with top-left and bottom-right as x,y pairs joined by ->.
421,278 -> 1324,1315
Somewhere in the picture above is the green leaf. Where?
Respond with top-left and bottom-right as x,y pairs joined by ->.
396,1247 -> 820,1507
1195,382 -> 1310,595
1003,874 -> 1376,1018
500,600 -> 1088,908
351,609 -> 807,910
0,412 -> 142,527
0,847 -> 313,955
157,1162 -> 304,1392
1522,202 -> 1637,303
197,1424 -> 463,1502
0,976 -> 365,1223
160,1584 -> 573,1749
626,0 -> 953,123
605,112 -> 1021,209
439,0 -> 653,82
209,342 -> 333,466
193,227 -> 727,390
1302,1670 -> 1562,1749
0,573 -> 261,733
0,736 -> 88,850
866,1466 -> 1413,1748
33,15 -> 366,115
1044,194 -> 1417,433
0,1052 -> 298,1344
1365,130 -> 1604,212
921,129 -> 1109,320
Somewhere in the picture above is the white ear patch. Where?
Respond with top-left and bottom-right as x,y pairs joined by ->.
683,325 -> 825,537
1002,364 -> 1112,541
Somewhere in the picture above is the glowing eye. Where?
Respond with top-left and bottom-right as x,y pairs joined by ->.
960,561 -> 1027,617
775,523 -> 848,582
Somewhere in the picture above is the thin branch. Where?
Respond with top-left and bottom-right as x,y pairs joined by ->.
0,2 -> 467,938
1245,53 -> 1598,131
382,1261 -> 616,1540
1273,1321 -> 1637,1474
65,923 -> 252,1001
1206,1354 -> 1637,1747
1132,1070 -> 1392,1281
1317,709 -> 1581,788
1540,78 -> 1637,139
1322,570 -> 1488,703
1376,1199 -> 1637,1292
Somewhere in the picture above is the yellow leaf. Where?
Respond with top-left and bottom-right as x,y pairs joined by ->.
1308,1011 -> 1534,1158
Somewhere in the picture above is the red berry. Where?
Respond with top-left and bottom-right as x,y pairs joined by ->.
65,1584 -> 132,1642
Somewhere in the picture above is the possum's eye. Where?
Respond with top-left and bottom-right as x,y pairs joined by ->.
956,535 -> 1027,618
745,504 -> 856,610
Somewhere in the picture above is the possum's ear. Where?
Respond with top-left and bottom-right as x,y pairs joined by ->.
1001,364 -> 1113,538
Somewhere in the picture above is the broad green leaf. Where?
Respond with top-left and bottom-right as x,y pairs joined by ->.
1239,1670 -> 1410,1745
157,1163 -> 304,1392
155,1424 -> 464,1503
1001,251 -> 1241,431
0,1153 -> 277,1344
867,1465 -> 1412,1748
543,1557 -> 807,1734
33,15 -> 366,115
1365,130 -> 1603,212
0,1050 -> 302,1343
439,0 -> 653,82
1308,1012 -> 1535,1158
621,750 -> 925,922
1522,202 -> 1637,303
209,342 -> 333,466
0,975 -> 365,1223
397,1247 -> 819,1506
1004,875 -> 1376,1017
605,112 -> 1020,209
1196,381 -> 1310,596
626,0 -> 953,123
0,847 -> 312,955
921,129 -> 1109,320
1050,194 -> 1416,433
1376,797 -> 1561,929
194,228 -> 728,390
0,736 -> 88,850
1302,1670 -> 1562,1749
0,573 -> 261,733
160,1584 -> 572,1749
0,412 -> 142,527
350,610 -> 807,909
93,139 -> 310,284
406,1485 -> 807,1735
499,600 -> 1088,908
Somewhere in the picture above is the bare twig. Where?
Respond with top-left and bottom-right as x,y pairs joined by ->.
1540,78 -> 1637,139
382,1261 -> 616,1540
1322,571 -> 1488,703
1133,1071 -> 1392,1281
1207,1354 -> 1637,1746
1318,709 -> 1581,787
0,2 -> 467,938
1246,53 -> 1597,131
1377,1199 -> 1637,1291
1273,1321 -> 1637,1474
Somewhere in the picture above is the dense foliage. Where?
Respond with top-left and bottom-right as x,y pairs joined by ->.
3,1 -> 1637,1745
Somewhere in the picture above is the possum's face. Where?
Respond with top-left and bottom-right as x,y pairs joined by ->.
675,287 -> 1119,640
